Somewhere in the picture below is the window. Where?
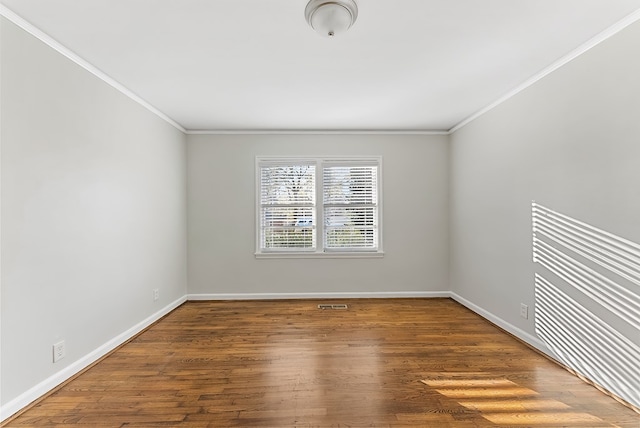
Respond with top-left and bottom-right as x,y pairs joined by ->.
256,157 -> 382,257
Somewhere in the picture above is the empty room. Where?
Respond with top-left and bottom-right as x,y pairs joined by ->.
1,0 -> 639,426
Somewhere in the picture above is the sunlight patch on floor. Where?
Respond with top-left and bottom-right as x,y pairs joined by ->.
482,412 -> 604,425
459,399 -> 570,412
421,376 -> 605,426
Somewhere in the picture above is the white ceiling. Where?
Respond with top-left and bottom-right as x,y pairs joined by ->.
2,0 -> 640,132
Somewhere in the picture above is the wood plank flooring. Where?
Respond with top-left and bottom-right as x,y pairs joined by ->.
4,298 -> 639,427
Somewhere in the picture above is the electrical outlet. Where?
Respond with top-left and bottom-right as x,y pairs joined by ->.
53,340 -> 66,363
520,303 -> 529,319
153,288 -> 159,301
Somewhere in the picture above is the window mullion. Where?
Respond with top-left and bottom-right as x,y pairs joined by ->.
316,160 -> 324,252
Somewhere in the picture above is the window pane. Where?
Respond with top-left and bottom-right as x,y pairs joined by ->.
324,207 -> 377,227
261,207 -> 315,228
261,165 -> 315,205
323,164 -> 379,250
259,163 -> 316,251
264,228 -> 315,249
325,228 -> 377,248
323,166 -> 377,205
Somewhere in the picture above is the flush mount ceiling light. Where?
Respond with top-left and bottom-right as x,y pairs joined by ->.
305,0 -> 358,37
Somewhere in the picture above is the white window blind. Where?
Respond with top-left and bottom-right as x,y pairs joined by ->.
259,164 -> 316,251
256,157 -> 382,257
323,164 -> 378,251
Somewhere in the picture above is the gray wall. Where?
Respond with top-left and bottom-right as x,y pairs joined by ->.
187,134 -> 449,297
3,6 -> 639,420
449,20 -> 640,338
1,18 -> 188,408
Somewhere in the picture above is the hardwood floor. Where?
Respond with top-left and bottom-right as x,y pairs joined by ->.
4,299 -> 638,427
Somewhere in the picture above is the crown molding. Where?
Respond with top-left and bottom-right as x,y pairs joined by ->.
185,129 -> 451,135
449,7 -> 640,134
0,5 -> 187,134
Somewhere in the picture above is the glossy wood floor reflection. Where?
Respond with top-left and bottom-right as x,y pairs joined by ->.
6,299 -> 638,427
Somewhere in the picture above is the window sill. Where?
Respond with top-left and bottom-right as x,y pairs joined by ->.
255,251 -> 385,259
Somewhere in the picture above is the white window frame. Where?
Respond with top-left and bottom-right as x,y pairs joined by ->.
256,156 -> 384,258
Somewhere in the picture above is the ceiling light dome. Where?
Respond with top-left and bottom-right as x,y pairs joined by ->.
305,0 -> 358,38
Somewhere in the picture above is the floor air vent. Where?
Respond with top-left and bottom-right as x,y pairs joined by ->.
317,304 -> 348,310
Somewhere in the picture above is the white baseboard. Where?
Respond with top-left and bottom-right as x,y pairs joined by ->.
449,292 -> 553,358
0,296 -> 187,423
187,291 -> 451,300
